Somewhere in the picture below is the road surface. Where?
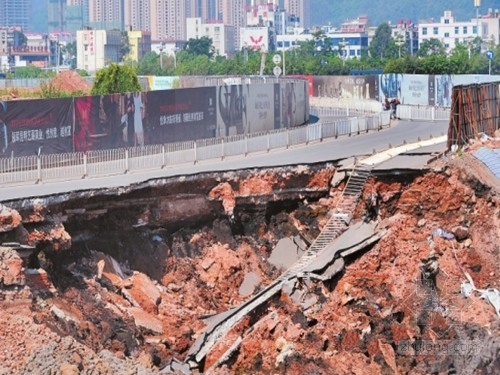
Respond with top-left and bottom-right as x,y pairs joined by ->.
0,119 -> 448,202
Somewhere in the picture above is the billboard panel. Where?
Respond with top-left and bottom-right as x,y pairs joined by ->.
217,85 -> 245,136
244,83 -> 275,133
1,98 -> 73,157
400,74 -> 430,105
314,76 -> 377,99
74,94 -> 137,151
241,27 -> 269,51
145,87 -> 217,143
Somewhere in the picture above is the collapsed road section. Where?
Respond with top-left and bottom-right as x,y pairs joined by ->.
0,135 -> 499,374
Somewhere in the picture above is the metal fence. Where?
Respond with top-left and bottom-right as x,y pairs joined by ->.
397,105 -> 451,121
0,108 -> 391,186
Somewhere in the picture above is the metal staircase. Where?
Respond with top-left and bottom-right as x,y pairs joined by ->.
279,162 -> 373,279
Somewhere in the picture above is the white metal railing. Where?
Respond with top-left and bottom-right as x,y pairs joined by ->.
397,105 -> 451,121
0,108 -> 391,186
310,98 -> 384,113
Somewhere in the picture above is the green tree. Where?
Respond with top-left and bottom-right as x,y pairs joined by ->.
136,52 -> 161,75
183,36 -> 215,59
417,38 -> 446,57
91,63 -> 141,95
369,23 -> 394,59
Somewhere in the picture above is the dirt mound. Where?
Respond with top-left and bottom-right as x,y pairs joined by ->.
49,71 -> 92,94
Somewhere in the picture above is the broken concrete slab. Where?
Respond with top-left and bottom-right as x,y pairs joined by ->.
238,272 -> 261,297
268,236 -> 306,270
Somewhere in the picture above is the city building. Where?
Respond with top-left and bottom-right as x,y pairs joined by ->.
89,0 -> 124,30
222,0 -> 245,49
48,0 -> 66,33
283,0 -> 311,28
0,0 -> 30,30
151,0 -> 187,41
67,0 -> 90,33
391,19 -> 419,56
474,8 -> 500,45
277,18 -> 369,59
186,17 -> 235,57
126,30 -> 151,62
124,0 -> 151,33
418,10 -> 481,52
76,29 -> 121,72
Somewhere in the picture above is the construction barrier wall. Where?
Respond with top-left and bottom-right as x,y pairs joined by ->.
0,79 -> 309,157
145,74 -> 498,108
312,74 -> 500,107
447,81 -> 500,148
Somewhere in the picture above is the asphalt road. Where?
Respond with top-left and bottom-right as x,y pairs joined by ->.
0,119 -> 448,202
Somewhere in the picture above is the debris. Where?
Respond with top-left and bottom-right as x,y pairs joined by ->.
480,289 -> 500,317
460,281 -> 474,298
452,226 -> 469,241
432,228 -> 455,240
419,251 -> 439,288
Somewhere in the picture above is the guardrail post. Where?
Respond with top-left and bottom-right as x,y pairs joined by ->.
245,134 -> 248,156
431,107 -> 435,121
161,145 -> 166,168
267,132 -> 270,152
36,155 -> 41,184
286,129 -> 290,149
194,141 -> 197,164
125,149 -> 129,174
221,138 -> 225,160
83,153 -> 87,178
320,122 -> 323,142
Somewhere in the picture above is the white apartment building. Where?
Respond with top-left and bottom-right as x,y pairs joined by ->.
474,8 -> 500,46
76,29 -> 121,72
419,10 -> 481,52
186,17 -> 235,57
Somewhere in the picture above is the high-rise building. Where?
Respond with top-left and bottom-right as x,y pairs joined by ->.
284,0 -> 310,28
89,0 -> 124,30
48,0 -> 66,33
0,0 -> 30,30
67,0 -> 90,29
124,0 -> 151,32
222,0 -> 245,47
151,0 -> 186,40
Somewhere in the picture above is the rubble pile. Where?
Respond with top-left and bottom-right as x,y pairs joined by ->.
0,156 -> 498,374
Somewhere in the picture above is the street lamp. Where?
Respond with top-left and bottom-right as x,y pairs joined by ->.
395,35 -> 405,58
339,39 -> 349,66
159,42 -> 165,70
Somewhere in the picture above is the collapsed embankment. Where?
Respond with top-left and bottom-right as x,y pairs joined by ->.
0,154 -> 498,374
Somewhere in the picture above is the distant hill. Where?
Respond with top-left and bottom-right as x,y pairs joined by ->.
311,0 -> 499,28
